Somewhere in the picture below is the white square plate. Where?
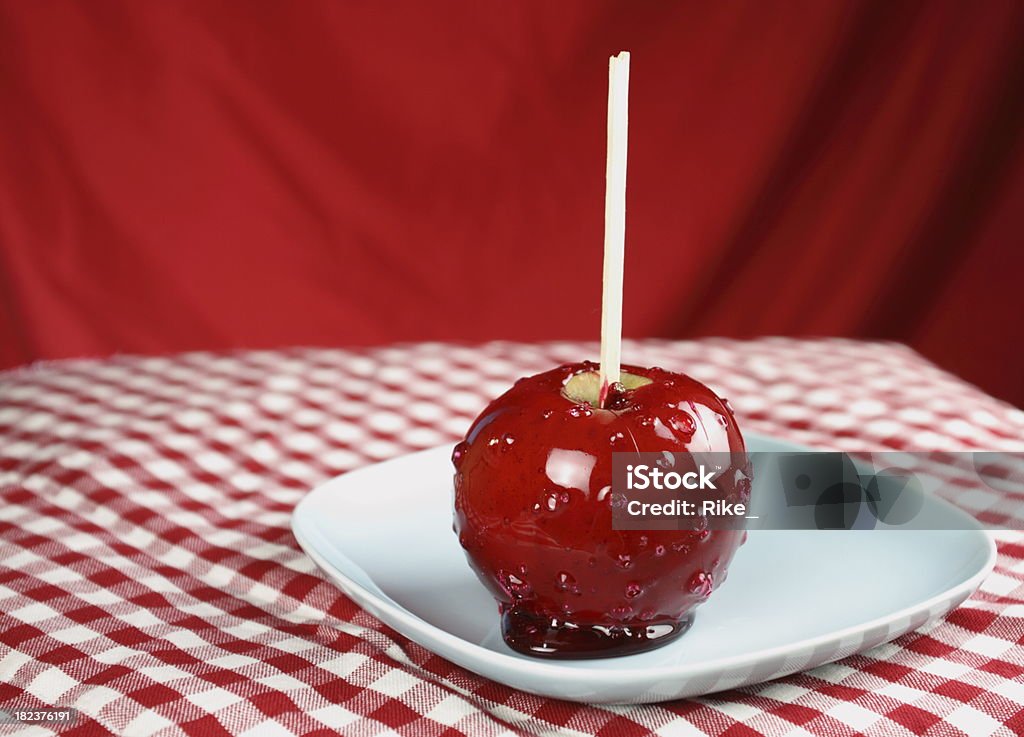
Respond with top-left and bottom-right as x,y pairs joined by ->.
292,434 -> 995,703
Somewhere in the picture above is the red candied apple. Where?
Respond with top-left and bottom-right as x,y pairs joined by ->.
452,361 -> 750,658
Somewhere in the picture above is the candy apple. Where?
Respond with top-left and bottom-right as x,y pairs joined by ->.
452,52 -> 751,657
452,361 -> 750,657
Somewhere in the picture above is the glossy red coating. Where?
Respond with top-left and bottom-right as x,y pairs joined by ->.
452,361 -> 750,658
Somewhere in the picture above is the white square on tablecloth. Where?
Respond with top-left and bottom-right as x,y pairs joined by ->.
10,602 -> 59,623
26,668 -> 78,700
185,686 -> 244,712
122,710 -> 175,737
308,704 -> 361,731
49,624 -> 104,645
961,634 -> 1014,658
826,701 -> 884,731
423,694 -> 478,727
72,684 -> 122,713
368,669 -> 420,698
945,705 -> 1003,737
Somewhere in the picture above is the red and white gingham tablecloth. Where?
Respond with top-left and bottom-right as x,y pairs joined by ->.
1,339 -> 1022,737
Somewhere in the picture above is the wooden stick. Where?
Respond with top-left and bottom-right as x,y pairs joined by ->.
599,51 -> 629,407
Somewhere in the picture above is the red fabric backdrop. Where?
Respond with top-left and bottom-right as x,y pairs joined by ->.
1,1 -> 1021,406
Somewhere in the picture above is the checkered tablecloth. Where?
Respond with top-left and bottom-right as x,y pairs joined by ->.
1,338 -> 1022,737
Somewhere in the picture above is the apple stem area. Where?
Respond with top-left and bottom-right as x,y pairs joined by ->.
563,369 -> 652,408
599,51 -> 629,408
